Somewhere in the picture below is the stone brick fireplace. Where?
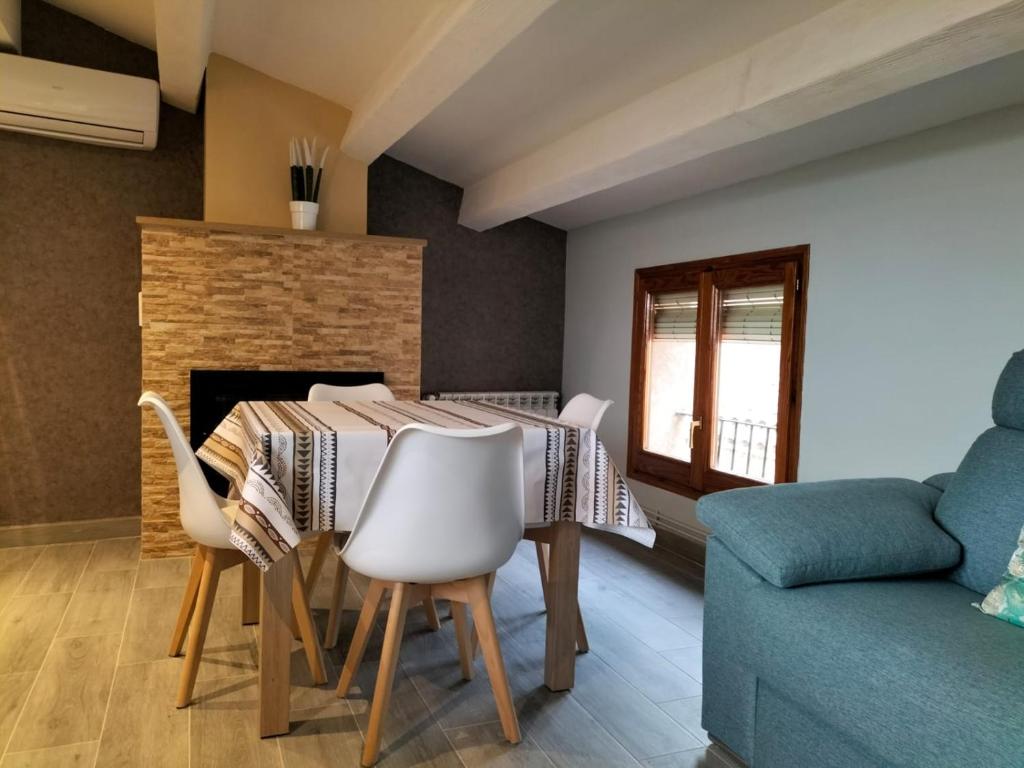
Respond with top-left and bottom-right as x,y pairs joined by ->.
138,217 -> 425,557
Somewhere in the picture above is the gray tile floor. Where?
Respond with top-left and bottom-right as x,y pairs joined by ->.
0,531 -> 741,767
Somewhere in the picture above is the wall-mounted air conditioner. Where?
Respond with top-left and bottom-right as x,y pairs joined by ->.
0,52 -> 159,149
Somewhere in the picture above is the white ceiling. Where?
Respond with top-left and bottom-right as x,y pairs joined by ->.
44,0 -> 457,109
388,0 -> 842,186
42,0 -> 1024,231
210,0 -> 459,110
531,50 -> 1024,230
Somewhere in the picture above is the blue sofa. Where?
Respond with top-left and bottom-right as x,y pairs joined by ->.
697,351 -> 1024,768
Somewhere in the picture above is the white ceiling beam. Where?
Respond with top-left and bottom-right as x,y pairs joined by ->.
154,0 -> 215,113
459,0 -> 1024,231
340,0 -> 557,165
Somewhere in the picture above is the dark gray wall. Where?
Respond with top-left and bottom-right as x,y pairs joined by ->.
0,0 -> 204,525
368,155 -> 566,394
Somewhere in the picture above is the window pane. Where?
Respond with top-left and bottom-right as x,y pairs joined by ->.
712,284 -> 783,482
645,290 -> 697,461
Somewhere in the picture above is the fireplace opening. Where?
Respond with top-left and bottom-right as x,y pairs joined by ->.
190,369 -> 385,494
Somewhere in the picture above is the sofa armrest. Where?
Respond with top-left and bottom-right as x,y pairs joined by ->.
697,478 -> 961,588
923,472 -> 955,492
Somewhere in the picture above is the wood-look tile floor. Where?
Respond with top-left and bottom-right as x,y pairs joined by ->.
0,532 -> 741,767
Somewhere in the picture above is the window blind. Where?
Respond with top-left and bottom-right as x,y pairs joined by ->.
722,284 -> 783,342
652,290 -> 699,340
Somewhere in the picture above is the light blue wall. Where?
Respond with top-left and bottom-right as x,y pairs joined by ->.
564,105 -> 1024,533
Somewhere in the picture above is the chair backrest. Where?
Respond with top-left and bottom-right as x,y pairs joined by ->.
307,382 -> 395,402
138,391 -> 232,548
342,423 -> 525,584
935,350 -> 1024,594
559,393 -> 613,431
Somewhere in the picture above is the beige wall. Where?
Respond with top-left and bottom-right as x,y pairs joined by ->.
204,54 -> 368,234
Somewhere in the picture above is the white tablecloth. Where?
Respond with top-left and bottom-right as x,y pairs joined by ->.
197,399 -> 655,569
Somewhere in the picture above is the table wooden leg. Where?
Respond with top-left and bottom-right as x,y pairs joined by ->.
242,560 -> 260,625
259,554 -> 293,738
544,521 -> 580,691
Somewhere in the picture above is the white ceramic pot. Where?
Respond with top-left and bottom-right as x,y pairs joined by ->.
290,201 -> 319,230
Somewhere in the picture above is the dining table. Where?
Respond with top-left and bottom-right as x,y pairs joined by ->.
197,398 -> 655,737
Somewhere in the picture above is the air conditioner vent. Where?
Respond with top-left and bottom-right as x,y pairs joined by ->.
0,53 -> 158,149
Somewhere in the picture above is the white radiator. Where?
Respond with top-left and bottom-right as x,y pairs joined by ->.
643,506 -> 709,544
427,390 -> 560,418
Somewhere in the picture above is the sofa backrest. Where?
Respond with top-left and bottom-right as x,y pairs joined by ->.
935,351 -> 1024,595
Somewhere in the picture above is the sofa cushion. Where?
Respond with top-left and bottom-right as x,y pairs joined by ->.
935,427 -> 1024,594
992,349 -> 1024,430
922,472 -> 955,492
706,537 -> 1024,768
757,575 -> 1024,768
753,683 -> 888,768
697,478 -> 959,587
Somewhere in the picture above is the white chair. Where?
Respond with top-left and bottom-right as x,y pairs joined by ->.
530,393 -> 613,655
138,391 -> 327,707
307,382 -> 396,403
301,382 -> 435,644
336,423 -> 524,766
559,393 -> 613,432
301,382 -> 442,647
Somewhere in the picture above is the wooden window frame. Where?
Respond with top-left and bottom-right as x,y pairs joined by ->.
627,245 -> 809,500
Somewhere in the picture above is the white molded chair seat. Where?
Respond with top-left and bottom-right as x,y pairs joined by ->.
307,381 -> 395,403
342,424 -> 524,583
138,391 -> 327,707
138,392 -> 236,549
336,423 -> 525,766
559,393 -> 613,431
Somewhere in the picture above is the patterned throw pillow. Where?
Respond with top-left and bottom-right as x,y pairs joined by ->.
977,525 -> 1024,627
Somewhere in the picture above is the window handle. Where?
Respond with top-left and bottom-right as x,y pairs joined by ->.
689,418 -> 702,450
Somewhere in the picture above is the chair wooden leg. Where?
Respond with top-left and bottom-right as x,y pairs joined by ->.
536,541 -> 553,608
362,582 -> 411,767
422,598 -> 441,631
305,532 -> 333,595
169,546 -> 204,657
537,540 -> 588,653
176,546 -> 221,708
450,601 -> 474,681
287,543 -> 318,641
291,552 -> 328,685
575,609 -> 590,653
324,556 -> 350,650
337,579 -> 386,698
466,576 -> 520,744
471,571 -> 497,660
